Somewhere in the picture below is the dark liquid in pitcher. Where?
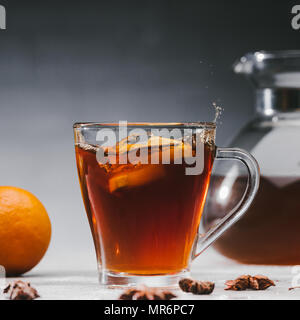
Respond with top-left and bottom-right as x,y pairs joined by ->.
206,175 -> 300,265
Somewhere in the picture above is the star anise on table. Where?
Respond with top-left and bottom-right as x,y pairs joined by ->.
3,280 -> 40,300
225,274 -> 275,291
119,284 -> 176,300
179,278 -> 215,294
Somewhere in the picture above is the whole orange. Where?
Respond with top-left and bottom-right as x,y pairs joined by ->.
0,186 -> 51,276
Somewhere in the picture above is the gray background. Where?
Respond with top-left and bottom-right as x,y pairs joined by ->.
0,0 -> 299,271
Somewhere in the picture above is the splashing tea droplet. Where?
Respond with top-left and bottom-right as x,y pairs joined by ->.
212,102 -> 223,123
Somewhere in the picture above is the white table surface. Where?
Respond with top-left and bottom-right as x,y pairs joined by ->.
1,249 -> 299,300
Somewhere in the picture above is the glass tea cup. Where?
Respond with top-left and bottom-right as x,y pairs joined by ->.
73,122 -> 259,287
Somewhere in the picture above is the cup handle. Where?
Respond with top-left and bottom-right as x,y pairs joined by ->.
192,147 -> 260,259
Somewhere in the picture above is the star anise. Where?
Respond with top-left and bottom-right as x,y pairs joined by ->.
225,274 -> 275,291
3,280 -> 40,300
179,278 -> 215,294
119,284 -> 176,300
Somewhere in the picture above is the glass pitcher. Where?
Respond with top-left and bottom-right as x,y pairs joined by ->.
204,51 -> 300,265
